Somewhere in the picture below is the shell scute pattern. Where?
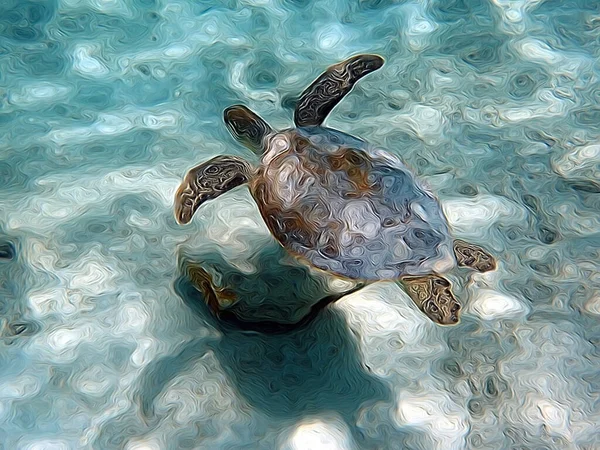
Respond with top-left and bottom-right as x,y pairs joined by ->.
251,127 -> 454,280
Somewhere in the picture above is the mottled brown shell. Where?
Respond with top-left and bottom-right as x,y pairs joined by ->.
250,127 -> 455,281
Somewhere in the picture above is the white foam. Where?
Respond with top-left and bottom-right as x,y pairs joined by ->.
489,0 -> 540,34
8,83 -> 70,107
74,365 -> 114,397
69,259 -> 118,297
163,44 -> 192,59
94,113 -> 133,135
515,38 -> 562,65
142,112 -> 179,130
73,44 -> 110,77
317,25 -> 345,51
29,288 -> 73,317
521,395 -> 573,440
443,195 -> 524,232
286,417 -> 353,450
130,338 -> 155,367
392,105 -> 446,143
584,293 -> 600,315
48,327 -> 85,351
22,441 -> 70,450
0,375 -> 42,400
469,289 -> 529,320
404,3 -> 438,51
342,285 -> 425,344
553,143 -> 600,179
500,89 -> 570,123
229,59 -> 279,103
6,166 -> 184,233
125,439 -> 162,450
396,394 -> 468,450
46,108 -> 182,144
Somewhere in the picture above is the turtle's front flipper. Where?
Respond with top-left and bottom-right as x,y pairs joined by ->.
224,105 -> 273,154
294,54 -> 384,127
399,275 -> 461,326
174,155 -> 254,224
453,239 -> 496,273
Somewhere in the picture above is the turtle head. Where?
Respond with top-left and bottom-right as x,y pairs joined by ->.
224,105 -> 274,155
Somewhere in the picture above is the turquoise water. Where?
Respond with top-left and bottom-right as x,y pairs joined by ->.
1,0 -> 599,449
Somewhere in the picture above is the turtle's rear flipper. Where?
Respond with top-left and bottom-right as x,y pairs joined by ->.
453,240 -> 496,273
294,54 -> 384,127
400,275 -> 461,326
174,155 -> 253,225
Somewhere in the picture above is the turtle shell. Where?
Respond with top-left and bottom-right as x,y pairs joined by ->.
249,127 -> 456,281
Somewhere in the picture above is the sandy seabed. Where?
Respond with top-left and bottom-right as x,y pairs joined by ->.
0,0 -> 599,449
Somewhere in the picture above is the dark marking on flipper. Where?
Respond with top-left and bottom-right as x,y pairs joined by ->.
174,155 -> 253,225
453,239 -> 497,272
400,275 -> 460,326
224,105 -> 273,154
294,54 -> 385,127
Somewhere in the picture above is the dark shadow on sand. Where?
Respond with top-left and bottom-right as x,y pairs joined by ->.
121,243 -> 427,449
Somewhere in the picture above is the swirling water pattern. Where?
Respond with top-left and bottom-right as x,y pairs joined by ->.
1,0 -> 599,449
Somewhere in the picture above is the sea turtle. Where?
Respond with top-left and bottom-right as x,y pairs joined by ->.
174,54 -> 497,326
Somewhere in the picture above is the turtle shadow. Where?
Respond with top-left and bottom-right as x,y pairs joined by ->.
130,246 -> 413,448
179,275 -> 394,446
175,232 -> 362,325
